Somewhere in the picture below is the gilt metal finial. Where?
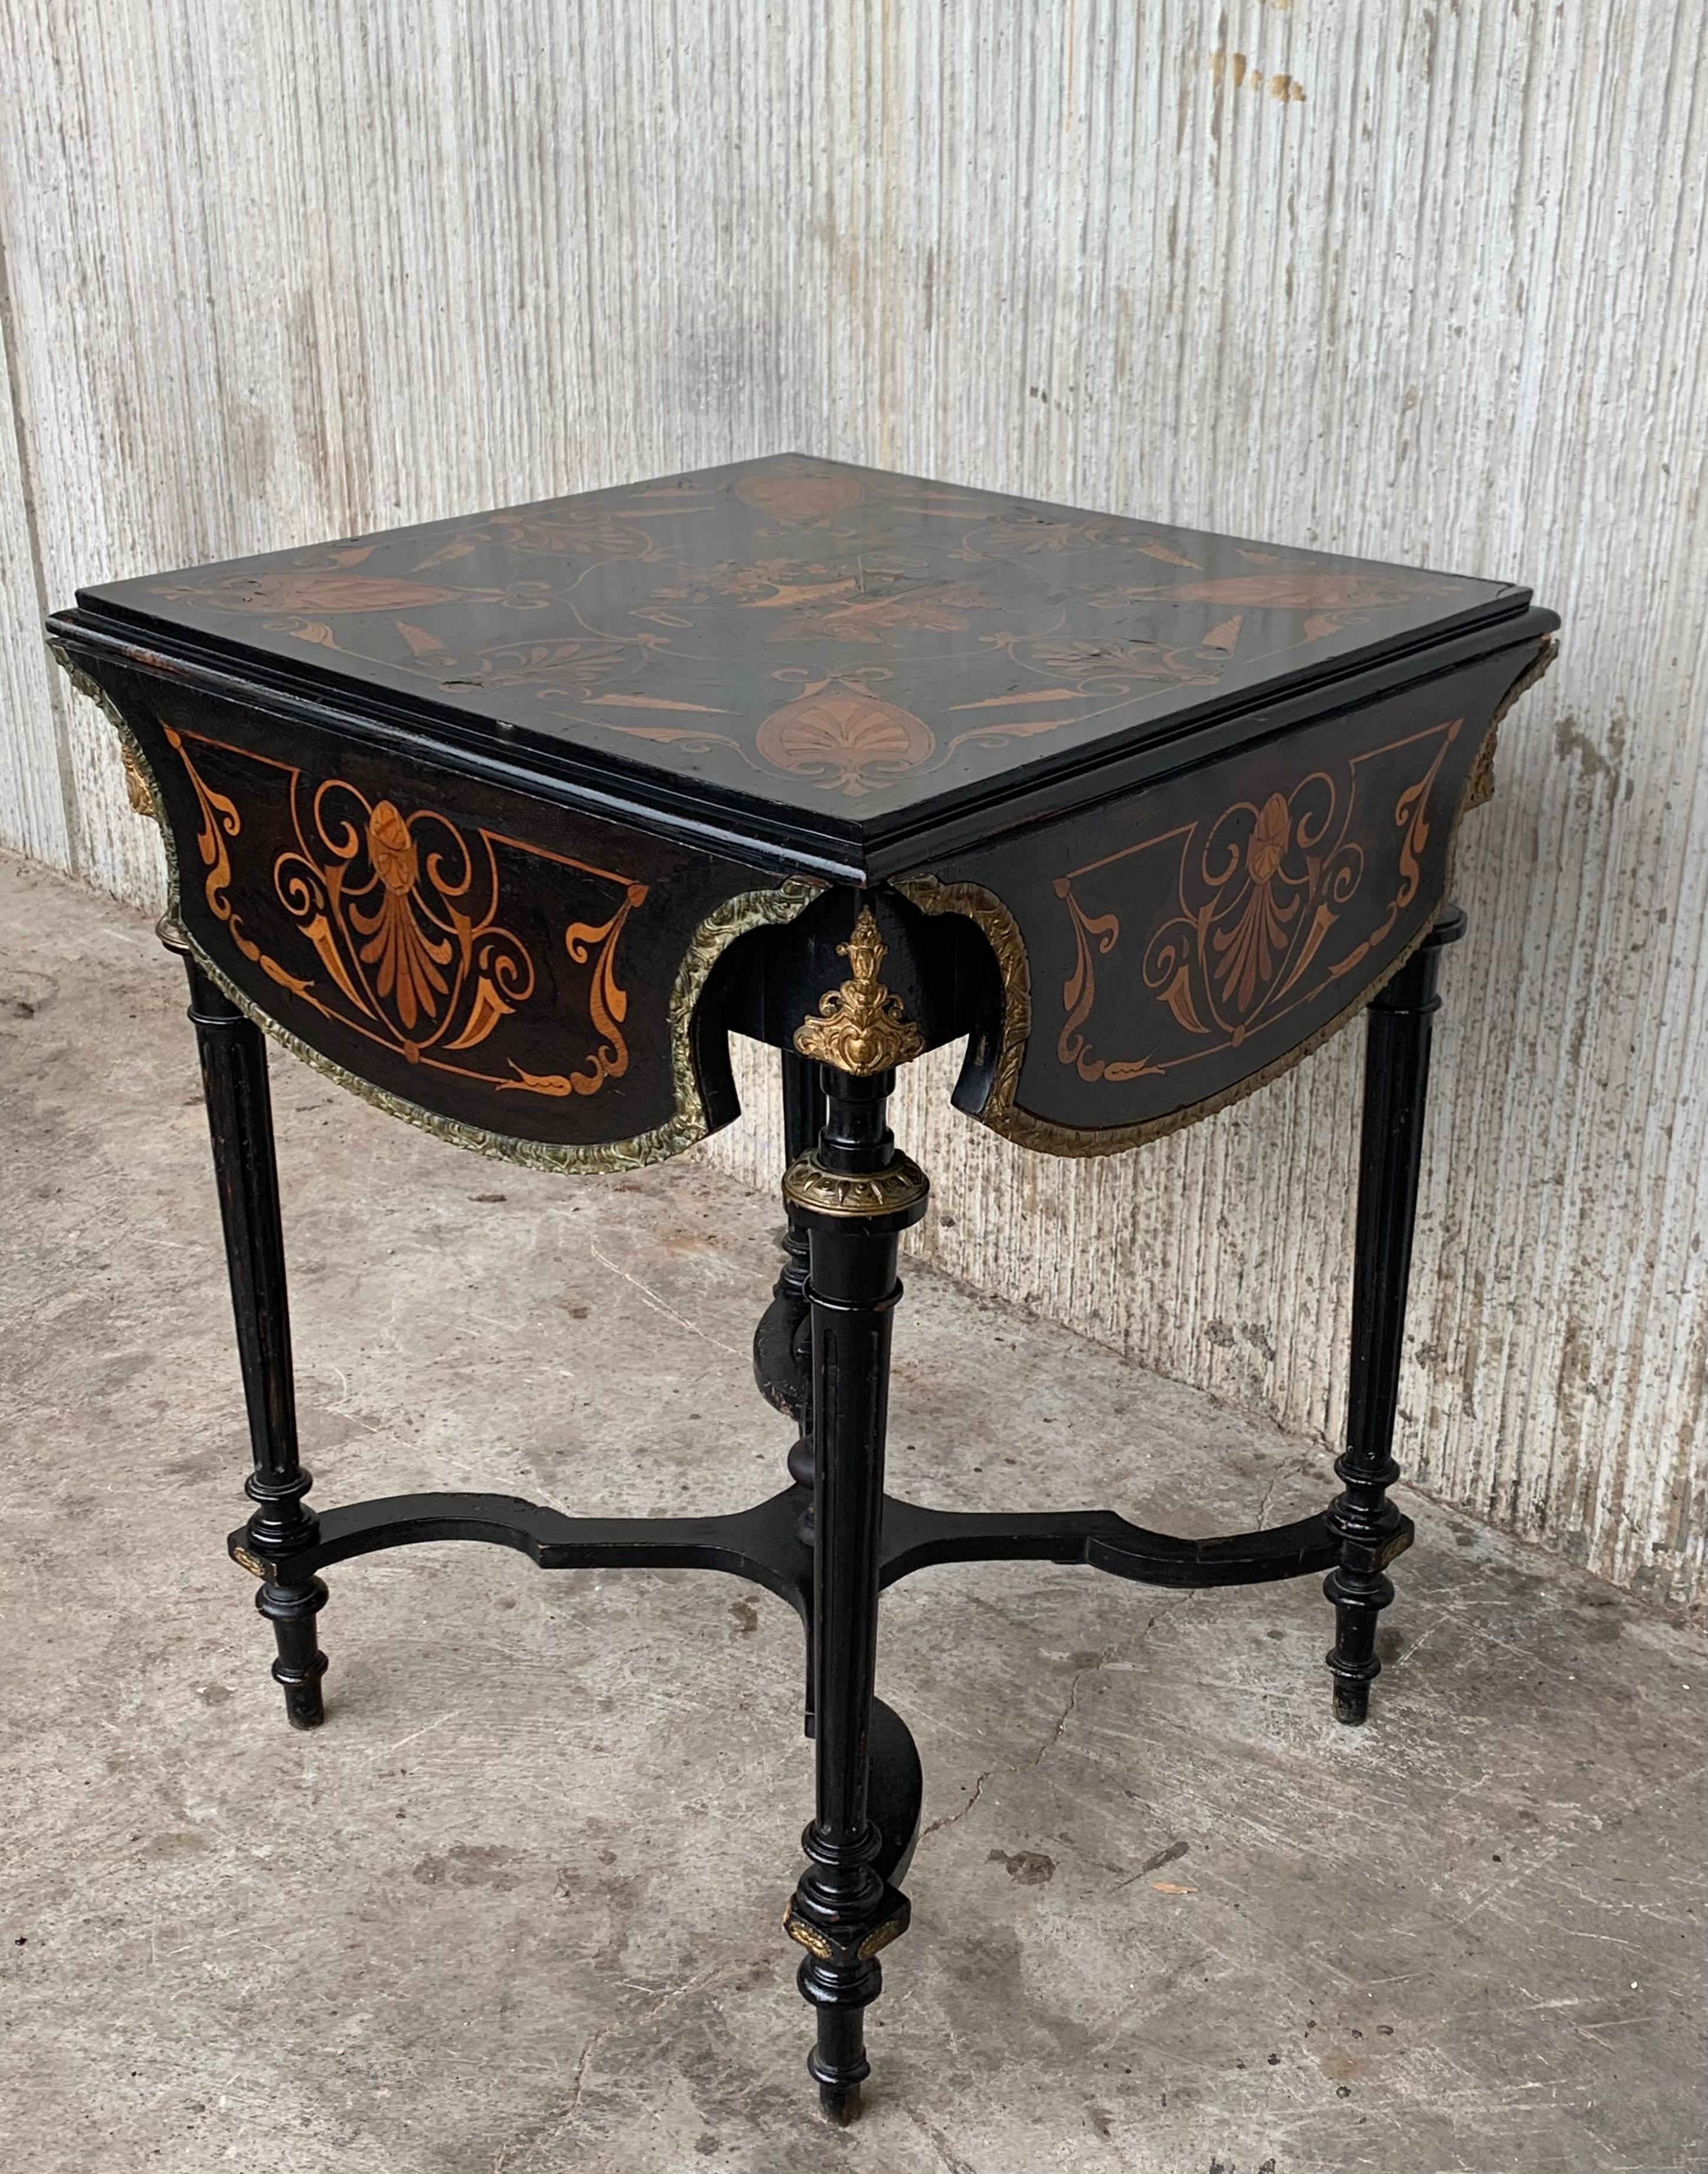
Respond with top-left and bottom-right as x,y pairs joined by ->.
793,907 -> 924,1076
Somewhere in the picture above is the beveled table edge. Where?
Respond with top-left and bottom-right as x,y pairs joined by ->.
47,596 -> 1557,884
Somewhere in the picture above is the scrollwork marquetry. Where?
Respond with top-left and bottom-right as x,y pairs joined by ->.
196,873 -> 821,1174
907,877 -> 1464,1161
177,873 -> 820,1176
158,725 -> 647,1104
899,640 -> 1557,1158
50,647 -> 822,1173
1053,721 -> 1461,1087
794,907 -> 924,1075
920,947 -> 1434,1161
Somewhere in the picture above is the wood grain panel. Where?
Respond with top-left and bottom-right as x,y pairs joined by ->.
0,0 -> 1700,1605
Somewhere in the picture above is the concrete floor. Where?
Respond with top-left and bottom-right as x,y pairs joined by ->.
1,851 -> 1703,2174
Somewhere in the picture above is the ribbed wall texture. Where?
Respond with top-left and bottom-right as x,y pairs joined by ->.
1,2 -> 1701,1606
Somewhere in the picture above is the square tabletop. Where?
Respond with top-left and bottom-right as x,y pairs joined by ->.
77,454 -> 1532,867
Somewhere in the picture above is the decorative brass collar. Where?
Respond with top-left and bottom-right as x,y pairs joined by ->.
782,1150 -> 930,1220
782,1903 -> 909,1964
794,906 -> 924,1076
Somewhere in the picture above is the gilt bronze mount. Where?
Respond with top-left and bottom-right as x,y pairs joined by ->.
794,905 -> 926,1074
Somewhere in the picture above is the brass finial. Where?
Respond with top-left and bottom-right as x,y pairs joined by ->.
793,907 -> 924,1076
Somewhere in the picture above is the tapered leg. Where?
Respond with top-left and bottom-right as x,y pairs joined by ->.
183,959 -> 327,1728
782,1066 -> 927,2123
1325,908 -> 1464,1723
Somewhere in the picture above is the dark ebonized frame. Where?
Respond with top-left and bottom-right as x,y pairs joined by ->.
183,915 -> 1452,2122
45,513 -> 1554,2123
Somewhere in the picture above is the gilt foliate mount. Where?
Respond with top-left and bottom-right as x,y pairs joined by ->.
794,907 -> 926,1076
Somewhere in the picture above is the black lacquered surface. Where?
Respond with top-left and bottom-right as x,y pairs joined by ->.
79,453 -> 1526,835
49,438 -> 1560,2126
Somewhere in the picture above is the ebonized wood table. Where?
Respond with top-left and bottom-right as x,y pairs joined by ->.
48,454 -> 1557,2124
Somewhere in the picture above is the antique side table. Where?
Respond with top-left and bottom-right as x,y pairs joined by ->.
48,455 -> 1557,2124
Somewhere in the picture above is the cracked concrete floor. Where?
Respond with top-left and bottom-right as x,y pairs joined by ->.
2,851 -> 1704,2174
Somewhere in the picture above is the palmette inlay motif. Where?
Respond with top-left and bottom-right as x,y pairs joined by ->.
99,454 -> 1514,822
755,688 -> 934,797
794,908 -> 924,1075
1055,719 -> 1460,1085
56,628 -> 832,1176
895,635 -> 1554,1157
167,727 -> 642,1102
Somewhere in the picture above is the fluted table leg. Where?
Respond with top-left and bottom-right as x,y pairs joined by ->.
182,959 -> 327,1728
782,1063 -> 927,2123
1326,908 -> 1465,1724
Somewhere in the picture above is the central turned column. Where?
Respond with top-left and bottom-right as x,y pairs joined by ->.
782,1060 -> 928,2124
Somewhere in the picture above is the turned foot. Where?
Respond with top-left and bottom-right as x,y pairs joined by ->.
186,960 -> 328,1733
257,1575 -> 329,1729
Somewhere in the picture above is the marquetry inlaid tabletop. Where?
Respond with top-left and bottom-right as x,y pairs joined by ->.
81,452 -> 1524,832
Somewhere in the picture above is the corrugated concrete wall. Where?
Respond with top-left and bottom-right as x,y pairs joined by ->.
0,3 -> 1700,1608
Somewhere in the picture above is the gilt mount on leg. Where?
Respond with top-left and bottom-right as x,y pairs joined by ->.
794,908 -> 924,1076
